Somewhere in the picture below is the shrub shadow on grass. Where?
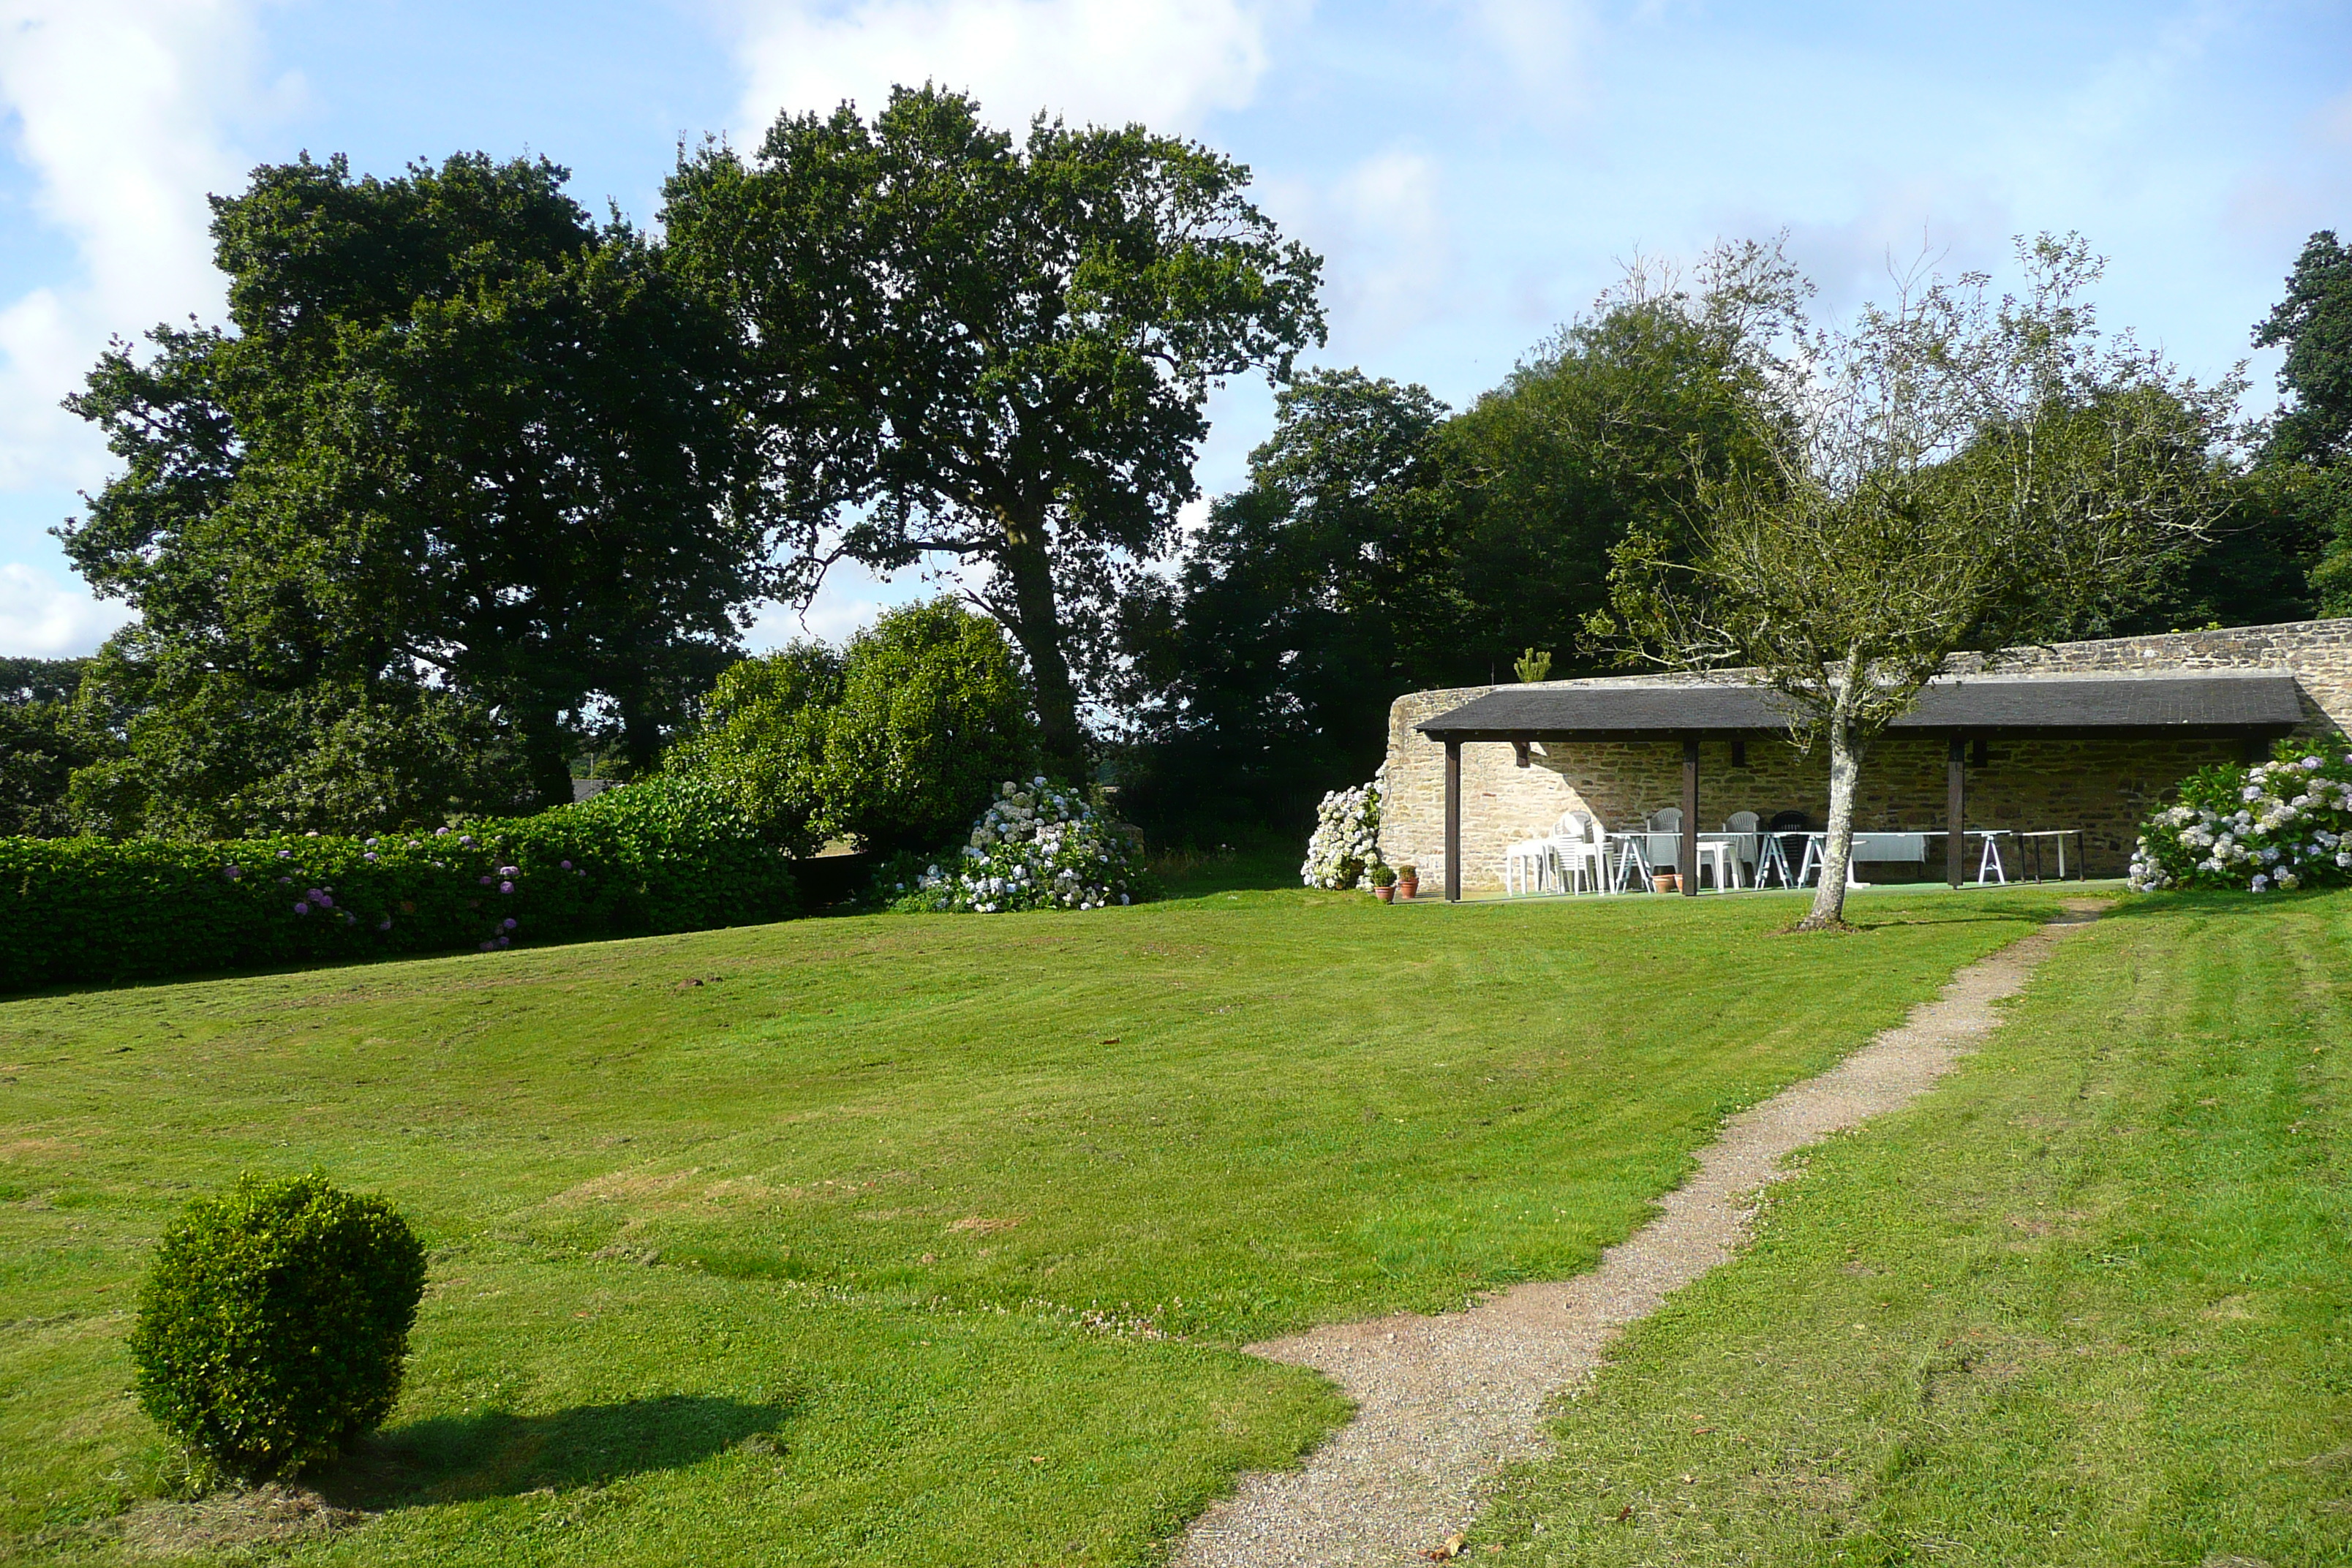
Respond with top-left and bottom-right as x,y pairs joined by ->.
314,1394 -> 794,1509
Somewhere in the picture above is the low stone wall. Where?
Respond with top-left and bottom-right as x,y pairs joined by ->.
1382,618 -> 2352,893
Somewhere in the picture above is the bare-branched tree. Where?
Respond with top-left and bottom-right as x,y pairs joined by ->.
1594,235 -> 2243,929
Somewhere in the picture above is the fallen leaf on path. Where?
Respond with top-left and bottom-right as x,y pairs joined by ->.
1419,1532 -> 1466,1559
1613,1504 -> 1633,1523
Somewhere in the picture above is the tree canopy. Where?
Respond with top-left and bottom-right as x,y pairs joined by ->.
661,85 -> 1326,778
1114,244 -> 1808,843
2252,230 -> 2352,616
1597,235 -> 2240,927
60,151 -> 772,833
1113,369 -> 1450,840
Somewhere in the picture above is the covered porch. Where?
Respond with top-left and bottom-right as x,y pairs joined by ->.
1410,671 -> 2304,901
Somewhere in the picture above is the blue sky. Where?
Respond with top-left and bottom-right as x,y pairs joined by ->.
1,0 -> 2347,655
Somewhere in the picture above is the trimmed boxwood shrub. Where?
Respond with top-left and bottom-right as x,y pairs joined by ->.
130,1173 -> 427,1480
0,772 -> 798,992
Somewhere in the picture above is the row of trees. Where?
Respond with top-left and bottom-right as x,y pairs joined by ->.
14,82 -> 2352,867
1112,235 -> 2351,849
36,86 -> 1319,840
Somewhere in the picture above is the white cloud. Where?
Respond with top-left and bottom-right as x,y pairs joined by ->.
1275,146 -> 1451,350
1463,0 -> 1595,120
725,0 -> 1286,140
0,0 -> 267,494
0,560 -> 133,655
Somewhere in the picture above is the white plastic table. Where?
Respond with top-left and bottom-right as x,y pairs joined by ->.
1788,832 -> 1951,887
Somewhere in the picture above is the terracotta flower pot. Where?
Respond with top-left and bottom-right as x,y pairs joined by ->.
1373,883 -> 1395,903
1652,872 -> 1680,894
1398,875 -> 1419,900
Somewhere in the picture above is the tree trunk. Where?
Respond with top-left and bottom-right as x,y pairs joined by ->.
1798,706 -> 1863,931
998,515 -> 1086,782
617,686 -> 660,781
516,704 -> 575,813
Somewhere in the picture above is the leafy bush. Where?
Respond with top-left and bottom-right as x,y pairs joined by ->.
668,600 -> 1033,856
663,642 -> 841,857
2129,741 -> 2352,893
819,601 -> 1036,853
1300,770 -> 1382,889
885,778 -> 1155,913
0,773 -> 797,992
130,1173 -> 426,1480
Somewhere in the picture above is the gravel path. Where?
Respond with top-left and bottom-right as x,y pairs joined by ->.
1175,902 -> 2104,1567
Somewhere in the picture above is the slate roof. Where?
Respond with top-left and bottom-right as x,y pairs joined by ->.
1414,670 -> 2306,739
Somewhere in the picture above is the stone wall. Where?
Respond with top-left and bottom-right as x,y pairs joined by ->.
1382,617 -> 2352,892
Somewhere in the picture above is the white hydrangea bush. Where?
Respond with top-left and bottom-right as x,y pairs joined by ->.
889,777 -> 1153,913
1301,768 -> 1383,889
2129,745 -> 2352,893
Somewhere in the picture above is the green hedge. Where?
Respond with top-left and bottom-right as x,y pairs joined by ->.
0,774 -> 797,992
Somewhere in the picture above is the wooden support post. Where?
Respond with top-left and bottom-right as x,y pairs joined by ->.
1444,740 -> 1463,902
1946,733 -> 1967,888
1681,735 -> 1700,897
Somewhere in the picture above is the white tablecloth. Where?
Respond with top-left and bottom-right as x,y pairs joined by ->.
1850,832 -> 1926,862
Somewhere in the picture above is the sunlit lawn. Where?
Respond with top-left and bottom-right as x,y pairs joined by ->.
1476,887 -> 2352,1567
1,878 -> 2066,1564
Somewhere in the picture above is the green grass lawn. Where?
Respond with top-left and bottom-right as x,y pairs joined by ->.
1474,887 -> 2352,1567
0,881 -> 2065,1565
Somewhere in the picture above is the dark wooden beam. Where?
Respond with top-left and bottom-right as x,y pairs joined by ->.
1946,733 -> 1966,889
1421,723 -> 2293,745
1681,735 -> 1700,897
1511,740 -> 1531,767
1444,740 -> 1463,902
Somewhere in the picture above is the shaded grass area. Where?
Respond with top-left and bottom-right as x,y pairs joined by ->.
1,883 -> 2065,1564
1475,888 -> 2352,1566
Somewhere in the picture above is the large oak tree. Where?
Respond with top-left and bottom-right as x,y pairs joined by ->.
62,153 -> 773,827
661,85 -> 1326,778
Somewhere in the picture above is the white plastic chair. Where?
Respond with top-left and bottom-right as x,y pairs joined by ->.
1548,810 -> 1609,895
1722,811 -> 1762,886
1643,807 -> 1682,890
1693,840 -> 1738,892
1504,837 -> 1549,895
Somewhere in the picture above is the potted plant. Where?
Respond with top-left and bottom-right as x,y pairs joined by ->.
1368,864 -> 1397,903
1651,869 -> 1679,894
1395,864 -> 1419,900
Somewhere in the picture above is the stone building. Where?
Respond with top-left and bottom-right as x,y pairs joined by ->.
1379,617 -> 2352,895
